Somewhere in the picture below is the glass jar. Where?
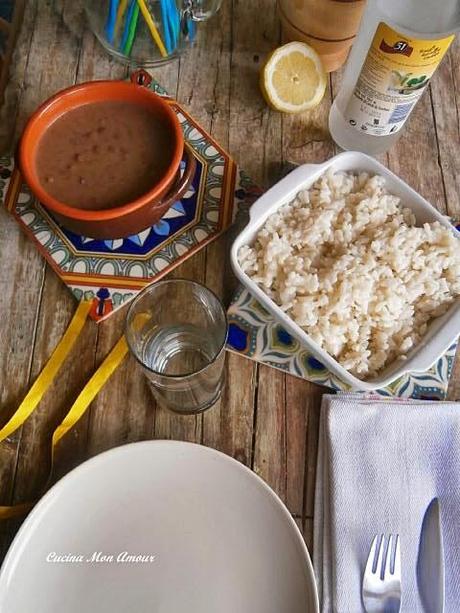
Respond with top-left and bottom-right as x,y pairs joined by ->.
85,0 -> 222,67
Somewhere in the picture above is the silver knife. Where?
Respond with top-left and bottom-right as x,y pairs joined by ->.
417,497 -> 445,612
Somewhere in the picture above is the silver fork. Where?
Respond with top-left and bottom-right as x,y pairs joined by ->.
362,534 -> 402,613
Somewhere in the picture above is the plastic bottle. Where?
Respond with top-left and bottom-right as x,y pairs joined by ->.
329,0 -> 460,155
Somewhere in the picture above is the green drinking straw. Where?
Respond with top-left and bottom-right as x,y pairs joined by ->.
120,0 -> 140,55
124,2 -> 140,55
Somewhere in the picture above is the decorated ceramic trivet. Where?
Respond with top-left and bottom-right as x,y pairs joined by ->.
226,286 -> 457,399
0,78 -> 261,322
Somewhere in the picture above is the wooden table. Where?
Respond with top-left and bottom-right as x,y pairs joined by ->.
1,0 -> 459,564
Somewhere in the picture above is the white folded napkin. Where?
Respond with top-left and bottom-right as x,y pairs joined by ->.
314,393 -> 460,612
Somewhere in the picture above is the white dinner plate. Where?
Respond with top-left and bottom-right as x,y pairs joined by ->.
0,441 -> 319,613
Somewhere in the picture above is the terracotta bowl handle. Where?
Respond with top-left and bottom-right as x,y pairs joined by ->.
155,145 -> 197,210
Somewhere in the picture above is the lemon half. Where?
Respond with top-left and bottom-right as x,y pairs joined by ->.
261,42 -> 327,113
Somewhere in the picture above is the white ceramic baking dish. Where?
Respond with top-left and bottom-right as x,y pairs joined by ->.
231,151 -> 460,391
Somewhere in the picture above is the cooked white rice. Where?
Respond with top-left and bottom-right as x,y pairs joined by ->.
238,170 -> 460,377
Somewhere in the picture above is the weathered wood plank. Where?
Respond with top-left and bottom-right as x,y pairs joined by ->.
304,384 -> 323,519
13,275 -> 97,490
11,1 -> 85,145
175,4 -> 232,146
0,209 -> 45,556
447,354 -> 460,401
253,364 -> 286,499
85,308 -> 156,457
388,92 -> 447,213
429,37 -> 460,220
303,516 -> 313,553
285,376 -> 309,517
202,352 -> 256,465
228,0 -> 282,187
0,0 -> 25,108
281,79 -> 334,167
0,0 -> 37,152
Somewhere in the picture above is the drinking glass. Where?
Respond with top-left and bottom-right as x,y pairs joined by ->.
85,0 -> 222,67
125,279 -> 228,414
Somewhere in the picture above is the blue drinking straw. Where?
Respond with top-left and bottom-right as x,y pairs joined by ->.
106,0 -> 119,44
120,0 -> 137,52
160,0 -> 173,55
167,0 -> 180,48
188,16 -> 196,42
165,0 -> 175,50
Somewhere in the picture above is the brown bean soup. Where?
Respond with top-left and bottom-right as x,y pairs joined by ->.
36,101 -> 176,210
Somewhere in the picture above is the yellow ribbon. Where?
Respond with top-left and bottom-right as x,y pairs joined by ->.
51,336 -> 128,452
0,300 -> 92,443
0,304 -> 131,520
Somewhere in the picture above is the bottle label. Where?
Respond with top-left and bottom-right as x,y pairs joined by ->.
344,22 -> 454,136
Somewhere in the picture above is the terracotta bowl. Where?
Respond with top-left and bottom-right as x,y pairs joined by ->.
18,71 -> 195,239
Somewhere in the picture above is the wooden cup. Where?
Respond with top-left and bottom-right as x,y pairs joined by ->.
278,0 -> 367,72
